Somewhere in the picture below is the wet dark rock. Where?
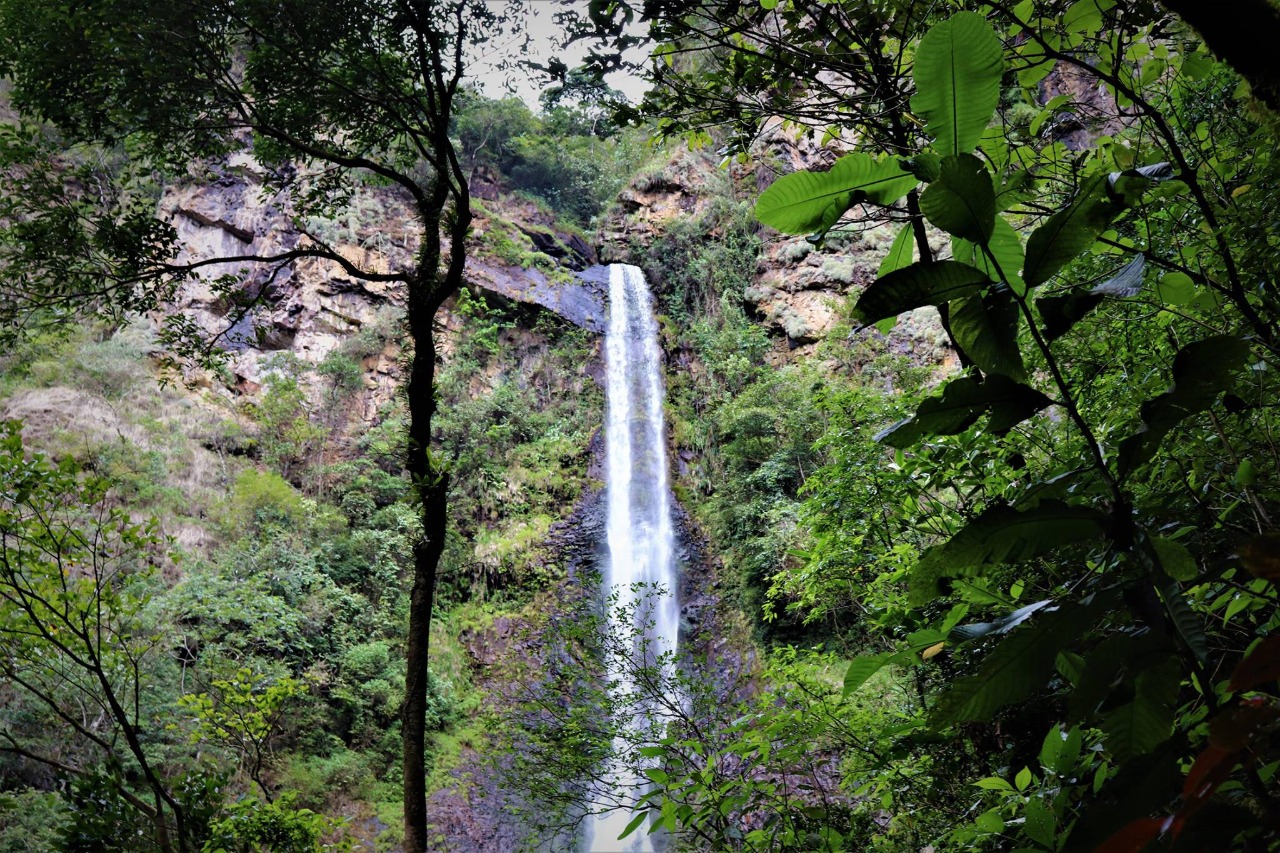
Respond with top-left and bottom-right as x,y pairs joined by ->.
519,226 -> 596,271
460,616 -> 518,669
427,753 -> 535,853
467,258 -> 606,334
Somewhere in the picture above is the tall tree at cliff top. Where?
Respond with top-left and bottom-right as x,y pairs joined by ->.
0,2 -> 526,849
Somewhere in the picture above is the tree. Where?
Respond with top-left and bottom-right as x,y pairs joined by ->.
0,2 -> 532,849
0,421 -> 187,849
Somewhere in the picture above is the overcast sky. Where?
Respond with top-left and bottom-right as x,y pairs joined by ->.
466,1 -> 652,109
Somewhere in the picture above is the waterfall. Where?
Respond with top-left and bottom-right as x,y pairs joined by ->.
584,264 -> 680,853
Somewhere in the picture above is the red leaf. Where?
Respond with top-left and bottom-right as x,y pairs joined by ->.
1096,817 -> 1173,853
1182,745 -> 1237,805
1229,635 -> 1280,692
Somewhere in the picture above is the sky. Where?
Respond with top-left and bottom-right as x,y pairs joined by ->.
466,1 -> 652,109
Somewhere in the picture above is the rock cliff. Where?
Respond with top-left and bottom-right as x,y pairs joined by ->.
161,152 -> 609,427
595,130 -> 955,370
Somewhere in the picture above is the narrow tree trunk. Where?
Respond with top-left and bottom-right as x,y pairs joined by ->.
403,298 -> 448,853
401,100 -> 472,848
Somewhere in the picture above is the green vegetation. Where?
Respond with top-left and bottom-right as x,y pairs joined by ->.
3,0 -> 1280,851
530,0 -> 1280,850
0,288 -> 600,850
456,92 -> 653,227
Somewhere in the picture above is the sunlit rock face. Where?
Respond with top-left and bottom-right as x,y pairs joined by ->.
159,148 -> 606,417
593,137 -> 954,369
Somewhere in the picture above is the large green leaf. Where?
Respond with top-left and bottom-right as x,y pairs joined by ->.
1022,174 -> 1119,287
919,154 -> 996,243
1150,535 -> 1197,581
853,260 -> 991,324
911,11 -> 1004,156
1102,663 -> 1177,762
995,169 -> 1035,212
1035,252 -> 1146,342
955,217 -> 1026,293
1037,290 -> 1105,342
1067,635 -> 1176,722
931,600 -> 1100,724
1022,169 -> 1166,290
951,291 -> 1025,381
754,153 -> 919,234
877,224 -> 915,276
910,500 -> 1108,603
1108,162 -> 1174,204
1159,578 -> 1209,663
1117,335 -> 1251,476
876,373 -> 1052,448
843,653 -> 891,695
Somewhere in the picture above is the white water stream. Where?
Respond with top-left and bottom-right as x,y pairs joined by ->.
583,264 -> 680,853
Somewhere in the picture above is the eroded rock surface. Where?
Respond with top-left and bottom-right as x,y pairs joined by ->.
161,151 -> 607,419
595,135 -> 953,365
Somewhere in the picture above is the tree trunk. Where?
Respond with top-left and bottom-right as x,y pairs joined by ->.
401,96 -> 472,846
402,299 -> 449,853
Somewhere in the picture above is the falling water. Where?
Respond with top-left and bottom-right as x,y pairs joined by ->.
583,264 -> 680,853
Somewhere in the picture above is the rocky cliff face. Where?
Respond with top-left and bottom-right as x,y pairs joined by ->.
596,129 -> 955,371
161,152 -> 609,429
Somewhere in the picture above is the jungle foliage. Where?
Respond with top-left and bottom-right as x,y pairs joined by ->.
2,0 -> 1280,851
538,0 -> 1280,850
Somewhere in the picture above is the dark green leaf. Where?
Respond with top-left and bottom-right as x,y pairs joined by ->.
1107,161 -> 1174,204
877,225 -> 915,277
900,152 -> 941,182
876,373 -> 1052,448
1024,798 -> 1056,846
620,811 -> 648,840
1101,662 -> 1177,762
931,600 -> 1100,724
1037,291 -> 1105,341
1067,635 -> 1176,723
919,153 -> 996,243
1151,536 -> 1197,581
1068,748 -> 1180,850
1159,579 -> 1209,663
911,12 -> 1004,156
755,153 -> 919,234
1035,255 -> 1143,340
1057,651 -> 1087,686
911,501 -> 1108,603
853,260 -> 991,324
955,217 -> 1026,293
843,653 -> 891,695
951,291 -> 1025,380
1023,174 -> 1120,287
1041,724 -> 1084,776
1118,335 -> 1251,476
1155,271 -> 1195,305
996,169 -> 1035,212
